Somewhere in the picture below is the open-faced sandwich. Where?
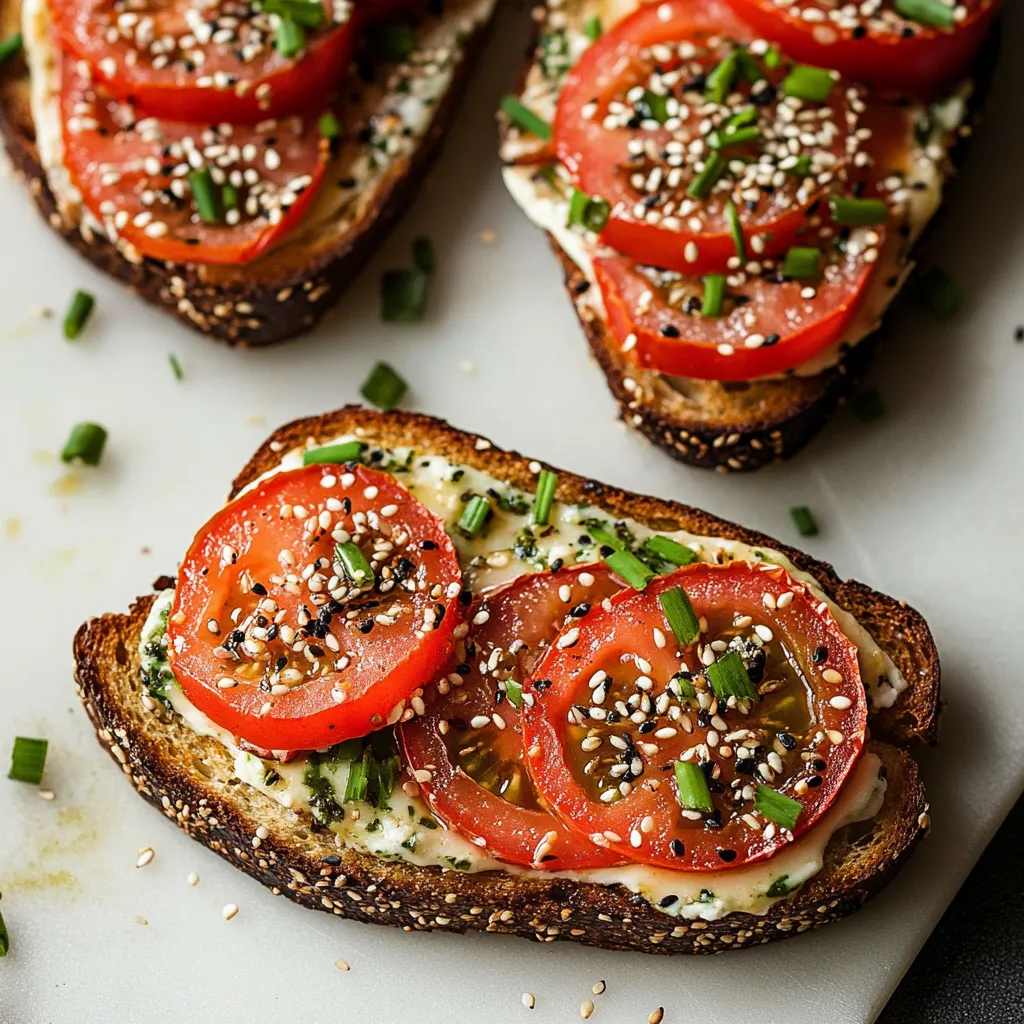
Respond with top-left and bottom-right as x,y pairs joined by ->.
499,0 -> 1000,470
0,0 -> 495,344
74,408 -> 939,954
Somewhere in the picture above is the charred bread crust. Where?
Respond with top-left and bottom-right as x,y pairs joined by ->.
0,0 -> 493,347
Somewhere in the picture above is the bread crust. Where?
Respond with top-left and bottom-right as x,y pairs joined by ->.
73,409 -> 938,955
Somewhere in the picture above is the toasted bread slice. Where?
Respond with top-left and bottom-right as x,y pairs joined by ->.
73,408 -> 938,954
0,0 -> 494,346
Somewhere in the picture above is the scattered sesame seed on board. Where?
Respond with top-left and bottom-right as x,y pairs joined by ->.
222,903 -> 239,921
134,916 -> 148,926
580,1000 -> 595,1019
521,992 -> 536,1010
334,958 -> 350,971
136,847 -> 155,868
649,1008 -> 665,1024
187,872 -> 200,886
37,788 -> 55,801
592,981 -> 606,996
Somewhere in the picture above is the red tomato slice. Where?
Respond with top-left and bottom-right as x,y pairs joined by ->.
554,0 -> 866,275
522,562 -> 868,872
167,464 -> 462,751
400,564 -> 626,870
723,0 -> 999,95
50,0 -> 354,124
60,60 -> 329,265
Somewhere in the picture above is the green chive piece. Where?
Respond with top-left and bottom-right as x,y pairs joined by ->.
500,95 -> 552,142
381,268 -> 429,321
604,549 -> 654,591
531,469 -> 558,526
587,525 -> 625,552
335,541 -> 374,585
702,274 -> 726,318
360,361 -> 408,410
708,125 -> 759,150
168,354 -> 184,381
303,440 -> 366,465
643,535 -> 697,567
412,236 -> 435,274
0,32 -> 23,66
638,89 -> 670,124
61,423 -> 107,466
584,14 -> 602,40
221,183 -> 239,210
261,0 -> 325,28
319,110 -> 341,141
894,0 -> 955,29
344,758 -> 370,802
8,737 -> 48,784
735,49 -> 764,84
754,785 -> 804,830
673,760 -> 714,813
726,106 -> 758,130
790,505 -> 819,537
331,738 -> 365,761
687,152 -> 727,200
764,46 -> 781,69
567,188 -> 610,233
188,167 -> 221,224
851,388 -> 886,422
912,266 -> 963,320
725,199 -> 747,263
505,679 -> 523,709
781,246 -> 822,279
705,52 -> 738,104
828,196 -> 888,226
63,289 -> 95,340
0,896 -> 8,957
659,586 -> 700,646
782,65 -> 835,103
783,154 -> 813,178
706,651 -> 758,701
367,22 -> 415,60
670,672 -> 696,699
275,15 -> 305,57
458,495 -> 491,536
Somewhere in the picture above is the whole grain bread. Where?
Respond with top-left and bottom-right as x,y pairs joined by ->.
73,408 -> 939,954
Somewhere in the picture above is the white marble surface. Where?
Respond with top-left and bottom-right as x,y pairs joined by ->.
1,4 -> 1022,1021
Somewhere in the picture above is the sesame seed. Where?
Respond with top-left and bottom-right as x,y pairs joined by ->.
136,847 -> 155,868
522,993 -> 536,1010
222,904 -> 239,920
335,958 -> 351,971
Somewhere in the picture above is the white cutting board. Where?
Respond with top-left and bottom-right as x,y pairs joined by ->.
1,4 -> 1022,1022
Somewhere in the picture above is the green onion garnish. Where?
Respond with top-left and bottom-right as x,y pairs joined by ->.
673,760 -> 714,813
360,361 -> 408,410
764,46 -> 781,69
0,32 -> 23,67
587,525 -> 625,552
222,183 -> 239,210
458,495 -> 491,536
63,289 -> 94,340
303,440 -> 366,465
335,541 -> 373,585
188,167 -> 221,224
643,535 -> 697,567
61,422 -> 107,466
670,672 -> 696,699
894,0 -> 955,30
381,268 -> 429,321
261,0 -> 325,27
708,125 -> 759,150
343,758 -> 369,802
413,236 -> 435,275
8,737 -> 47,784
275,15 -> 305,57
686,152 -> 727,200
638,89 -> 670,124
725,199 -> 747,263
782,65 -> 835,103
828,196 -> 888,226
754,785 -> 803,830
500,95 -> 552,141
851,389 -> 886,422
331,738 -> 365,761
705,52 -> 738,104
168,354 -> 184,381
367,22 -> 415,60
319,110 -> 341,141
531,469 -> 557,526
766,875 -> 794,898
784,154 -> 813,178
659,586 -> 699,646
0,895 -> 7,956
567,188 -> 610,233
505,679 -> 523,709
604,549 -> 654,591
790,505 -> 819,537
781,246 -> 822,280
912,265 -> 963,320
726,106 -> 758,130
706,651 -> 758,702
702,274 -> 726,318
584,14 -> 602,40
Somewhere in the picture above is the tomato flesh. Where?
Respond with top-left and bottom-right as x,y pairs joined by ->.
400,564 -> 626,870
523,562 -> 867,872
168,464 -> 462,751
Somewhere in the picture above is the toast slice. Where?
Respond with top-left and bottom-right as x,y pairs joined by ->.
73,407 -> 939,954
0,0 -> 494,347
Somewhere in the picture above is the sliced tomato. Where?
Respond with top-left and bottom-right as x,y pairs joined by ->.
723,0 -> 999,95
554,0 -> 867,275
60,60 -> 329,265
400,564 -> 626,870
522,562 -> 868,872
167,464 -> 462,751
50,0 -> 354,124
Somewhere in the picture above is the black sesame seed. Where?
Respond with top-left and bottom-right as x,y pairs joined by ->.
735,758 -> 757,775
807,775 -> 823,788
811,758 -> 827,771
638,720 -> 657,734
660,324 -> 681,338
777,732 -> 796,750
459,590 -> 473,606
669,839 -> 685,857
570,602 -> 591,618
358,620 -> 374,634
322,854 -> 342,865
573,280 -> 591,294
419,539 -> 437,550
251,582 -> 268,596
658,894 -> 679,908
813,646 -> 828,664
717,848 -> 737,863
550,558 -> 564,572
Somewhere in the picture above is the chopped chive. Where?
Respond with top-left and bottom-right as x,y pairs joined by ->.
702,274 -> 726,317
332,738 -> 365,761
638,89 -> 670,124
381,268 -> 429,321
643,535 -> 697,567
659,586 -> 699,646
458,495 -> 491,535
367,22 -> 415,60
790,505 -> 819,537
500,95 -> 552,141
726,106 -> 758,130
766,875 -> 794,897
911,266 -> 963,319
168,354 -> 184,381
412,236 -> 435,274
851,388 -> 885,422
754,785 -> 803,830
275,15 -> 305,57
0,895 -> 7,956
705,52 -> 738,104
261,0 -> 324,27
781,246 -> 822,280
673,760 -> 714,813
782,64 -> 835,103
604,549 -> 654,591
764,46 -> 781,69
725,199 -> 747,263
584,14 -> 602,40
8,737 -> 47,784
531,469 -> 558,526
61,423 -> 107,466
335,541 -> 374,585
828,196 -> 888,226
63,289 -> 95,340
567,188 -> 610,233
708,125 -> 759,150
303,440 -> 366,465
587,525 -> 625,552
687,152 -> 727,200
894,0 -> 955,29
706,651 -> 758,702
0,32 -> 22,66
319,110 -> 341,141
343,758 -> 369,802
221,183 -> 239,210
505,679 -> 523,709
783,154 -> 813,178
188,167 -> 221,224
735,48 -> 764,84
670,672 -> 696,699
360,361 -> 408,410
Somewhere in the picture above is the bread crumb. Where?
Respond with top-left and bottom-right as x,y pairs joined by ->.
521,993 -> 535,1010
334,958 -> 350,971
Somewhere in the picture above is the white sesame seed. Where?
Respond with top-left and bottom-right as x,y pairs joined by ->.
222,904 -> 239,920
830,695 -> 853,710
136,847 -> 155,868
